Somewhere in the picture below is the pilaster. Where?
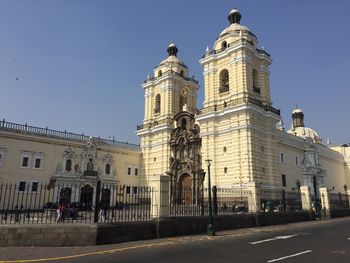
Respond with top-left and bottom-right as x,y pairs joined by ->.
149,175 -> 170,218
247,182 -> 260,212
300,186 -> 312,210
319,187 -> 330,217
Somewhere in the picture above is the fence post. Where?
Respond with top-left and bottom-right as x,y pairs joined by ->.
94,180 -> 101,223
300,186 -> 312,211
150,175 -> 170,218
247,182 -> 260,212
212,186 -> 218,216
319,187 -> 330,218
347,190 -> 350,208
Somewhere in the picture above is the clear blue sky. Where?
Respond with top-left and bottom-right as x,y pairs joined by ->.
1,0 -> 349,145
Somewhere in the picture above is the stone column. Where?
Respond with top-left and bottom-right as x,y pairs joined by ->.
300,186 -> 312,210
319,187 -> 330,217
150,175 -> 170,218
247,182 -> 260,212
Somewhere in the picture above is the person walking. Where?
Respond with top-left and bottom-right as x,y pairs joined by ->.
56,206 -> 61,223
98,207 -> 105,223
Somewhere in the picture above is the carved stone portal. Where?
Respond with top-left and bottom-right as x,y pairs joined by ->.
170,111 -> 202,205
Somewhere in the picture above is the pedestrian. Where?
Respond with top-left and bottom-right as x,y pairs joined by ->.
60,205 -> 65,222
99,207 -> 105,223
56,206 -> 61,223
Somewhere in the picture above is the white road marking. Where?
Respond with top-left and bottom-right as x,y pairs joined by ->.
249,234 -> 298,245
347,238 -> 350,240
267,250 -> 312,262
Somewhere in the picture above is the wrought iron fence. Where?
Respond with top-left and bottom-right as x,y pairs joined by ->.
169,187 -> 251,217
329,192 -> 349,209
0,182 -> 155,224
259,189 -> 302,212
213,187 -> 249,215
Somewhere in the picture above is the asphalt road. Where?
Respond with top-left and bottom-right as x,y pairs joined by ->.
1,217 -> 350,263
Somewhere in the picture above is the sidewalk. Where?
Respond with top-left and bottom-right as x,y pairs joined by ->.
1,217 -> 346,262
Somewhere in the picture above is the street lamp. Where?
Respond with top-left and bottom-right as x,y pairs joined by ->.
199,169 -> 206,216
205,159 -> 215,236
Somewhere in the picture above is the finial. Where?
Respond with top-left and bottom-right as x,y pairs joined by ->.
228,7 -> 241,24
205,46 -> 210,54
326,137 -> 332,145
167,42 -> 178,57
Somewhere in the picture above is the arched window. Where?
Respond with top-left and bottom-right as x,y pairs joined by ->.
181,118 -> 187,130
158,70 -> 162,77
221,41 -> 228,51
155,94 -> 161,113
65,159 -> 72,171
219,69 -> 229,93
180,95 -> 187,111
253,69 -> 260,93
105,164 -> 111,175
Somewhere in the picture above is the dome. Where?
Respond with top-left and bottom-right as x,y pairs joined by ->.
287,126 -> 322,144
229,8 -> 240,15
160,55 -> 185,65
292,108 -> 303,114
219,23 -> 250,38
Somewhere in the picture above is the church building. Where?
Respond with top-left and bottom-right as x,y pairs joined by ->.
1,8 -> 349,210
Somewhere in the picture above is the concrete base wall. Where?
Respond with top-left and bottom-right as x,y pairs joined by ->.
330,208 -> 350,218
0,211 -> 316,247
0,224 -> 97,247
96,222 -> 156,245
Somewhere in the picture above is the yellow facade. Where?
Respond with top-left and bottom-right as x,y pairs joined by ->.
197,9 -> 280,189
0,8 -> 349,208
0,126 -> 141,187
137,43 -> 199,184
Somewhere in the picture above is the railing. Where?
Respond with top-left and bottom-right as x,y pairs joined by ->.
259,189 -> 302,212
213,187 -> 250,215
144,70 -> 198,84
198,96 -> 280,116
256,48 -> 271,58
253,86 -> 261,94
169,187 -> 251,217
329,192 -> 349,209
137,118 -> 174,131
83,171 -> 98,177
219,86 -> 230,94
0,182 -> 155,224
201,37 -> 269,59
0,119 -> 139,150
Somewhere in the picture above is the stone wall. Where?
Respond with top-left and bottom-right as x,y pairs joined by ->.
0,224 -> 96,247
330,208 -> 350,218
0,211 -> 316,247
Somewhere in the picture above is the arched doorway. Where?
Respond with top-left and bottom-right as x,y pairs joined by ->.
101,188 -> 111,208
80,185 -> 93,210
59,187 -> 71,205
179,174 -> 192,205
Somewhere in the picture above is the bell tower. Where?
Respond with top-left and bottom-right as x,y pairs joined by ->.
196,8 -> 281,188
137,43 -> 199,184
